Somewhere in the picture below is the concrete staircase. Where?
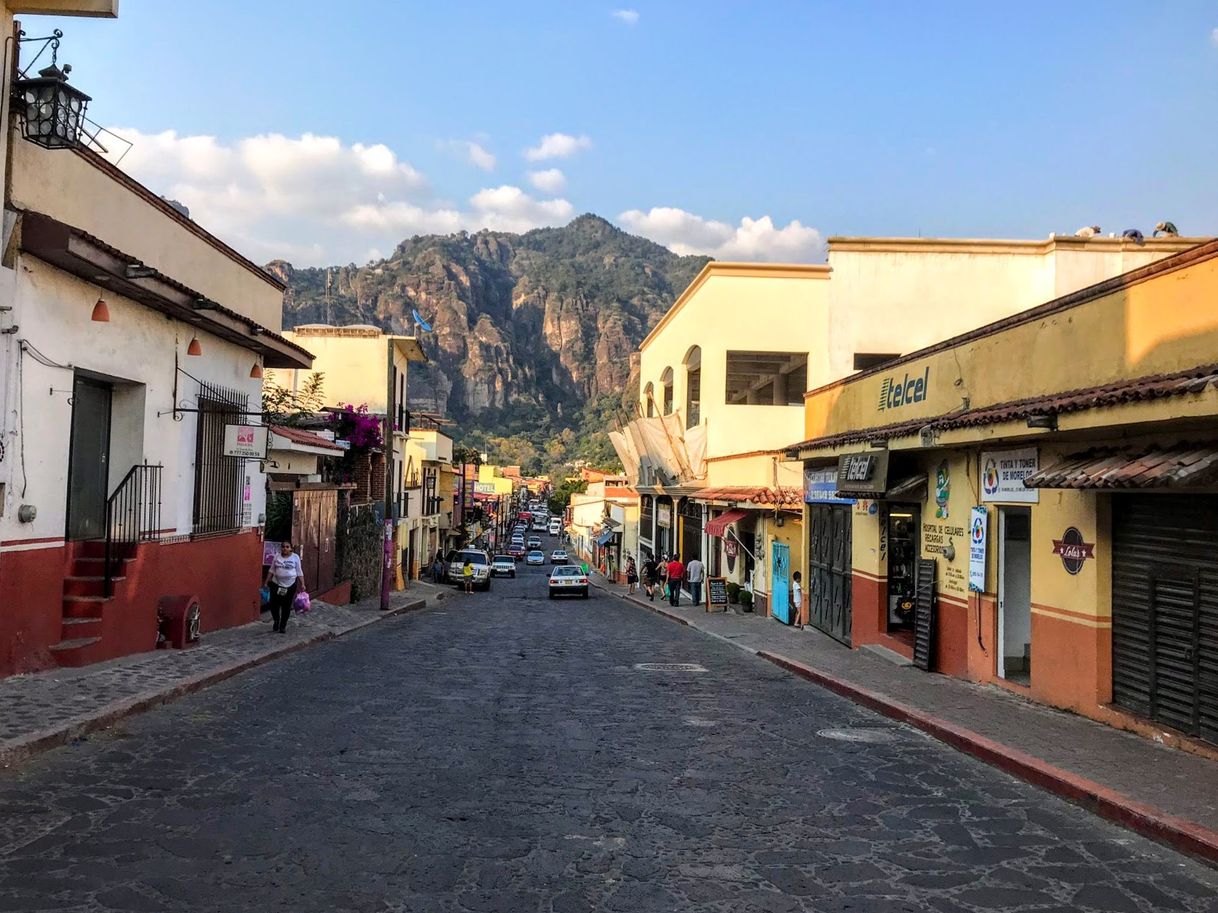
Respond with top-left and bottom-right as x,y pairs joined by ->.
49,541 -> 137,668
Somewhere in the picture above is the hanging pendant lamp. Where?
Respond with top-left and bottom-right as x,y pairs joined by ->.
186,336 -> 203,356
250,361 -> 264,379
91,297 -> 110,322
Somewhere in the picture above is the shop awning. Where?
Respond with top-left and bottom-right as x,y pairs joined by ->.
1024,443 -> 1218,489
596,529 -> 615,546
885,474 -> 928,501
706,508 -> 750,538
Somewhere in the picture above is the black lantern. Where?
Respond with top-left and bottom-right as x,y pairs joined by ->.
13,30 -> 91,150
15,62 -> 91,149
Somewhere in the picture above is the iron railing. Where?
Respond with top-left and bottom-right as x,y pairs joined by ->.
104,464 -> 163,596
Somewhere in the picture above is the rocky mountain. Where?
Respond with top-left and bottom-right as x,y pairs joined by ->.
269,215 -> 709,467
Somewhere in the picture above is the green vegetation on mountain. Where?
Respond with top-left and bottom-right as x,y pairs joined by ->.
271,214 -> 708,475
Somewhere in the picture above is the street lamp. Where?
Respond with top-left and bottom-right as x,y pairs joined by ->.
13,31 -> 91,150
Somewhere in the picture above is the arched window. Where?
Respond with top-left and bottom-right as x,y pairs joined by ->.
643,382 -> 655,418
683,346 -> 701,427
660,367 -> 674,415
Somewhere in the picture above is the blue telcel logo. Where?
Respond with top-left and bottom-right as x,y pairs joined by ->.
877,366 -> 930,411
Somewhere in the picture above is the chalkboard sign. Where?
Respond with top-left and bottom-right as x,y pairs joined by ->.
707,577 -> 728,610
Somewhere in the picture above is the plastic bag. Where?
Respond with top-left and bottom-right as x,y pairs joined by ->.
260,587 -> 271,606
293,590 -> 311,613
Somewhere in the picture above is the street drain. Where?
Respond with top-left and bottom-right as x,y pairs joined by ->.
634,662 -> 708,673
817,728 -> 901,743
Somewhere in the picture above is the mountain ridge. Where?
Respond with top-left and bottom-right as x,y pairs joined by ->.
271,214 -> 711,472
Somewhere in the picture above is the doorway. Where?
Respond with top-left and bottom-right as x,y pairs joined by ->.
998,507 -> 1032,683
66,375 -> 113,541
886,505 -> 919,630
771,540 -> 791,624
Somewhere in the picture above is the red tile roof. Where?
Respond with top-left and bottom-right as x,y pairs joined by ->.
789,364 -> 1218,453
692,486 -> 804,509
1025,443 -> 1218,489
270,425 -> 345,452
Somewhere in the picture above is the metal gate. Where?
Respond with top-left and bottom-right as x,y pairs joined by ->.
808,505 -> 852,644
1112,494 -> 1218,743
771,541 -> 792,624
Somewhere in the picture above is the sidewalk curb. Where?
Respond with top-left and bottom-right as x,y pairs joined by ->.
594,577 -> 1218,867
0,596 -> 427,770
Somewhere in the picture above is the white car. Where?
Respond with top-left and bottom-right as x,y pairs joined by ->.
525,550 -> 546,566
548,565 -> 589,598
550,549 -> 568,565
491,555 -> 516,578
447,549 -> 492,590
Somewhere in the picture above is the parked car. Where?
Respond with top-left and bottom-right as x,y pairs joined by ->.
491,555 -> 517,578
447,548 -> 492,590
548,565 -> 589,598
548,518 -> 562,536
525,550 -> 546,566
527,536 -> 542,549
550,549 -> 568,565
508,543 -> 526,560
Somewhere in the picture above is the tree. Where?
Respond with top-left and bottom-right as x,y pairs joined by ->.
262,372 -> 325,426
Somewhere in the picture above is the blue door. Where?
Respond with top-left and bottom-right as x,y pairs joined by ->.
771,541 -> 791,624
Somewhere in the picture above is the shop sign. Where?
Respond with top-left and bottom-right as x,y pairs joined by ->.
968,506 -> 987,592
474,481 -> 496,495
836,449 -> 889,497
877,366 -> 930,412
804,466 -> 853,504
657,504 -> 672,528
223,424 -> 269,459
1052,527 -> 1095,575
981,447 -> 1039,503
724,538 -> 739,558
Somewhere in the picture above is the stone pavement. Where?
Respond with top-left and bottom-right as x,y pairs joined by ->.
591,573 -> 1218,864
0,582 -> 445,768
2,569 -> 1218,912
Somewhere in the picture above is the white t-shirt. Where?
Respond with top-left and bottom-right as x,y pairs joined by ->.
686,559 -> 705,583
792,580 -> 803,610
270,553 -> 303,588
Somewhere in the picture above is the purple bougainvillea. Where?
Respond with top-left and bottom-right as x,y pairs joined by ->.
328,403 -> 384,451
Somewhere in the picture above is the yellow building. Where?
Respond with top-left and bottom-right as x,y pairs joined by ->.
405,421 -> 456,574
613,236 -> 1199,619
792,239 -> 1218,750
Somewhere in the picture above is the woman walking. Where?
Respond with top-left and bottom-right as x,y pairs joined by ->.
641,554 -> 658,601
265,540 -> 303,634
625,557 -> 638,595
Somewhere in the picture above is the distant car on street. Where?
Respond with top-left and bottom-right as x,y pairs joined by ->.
491,555 -> 517,578
548,518 -> 562,536
548,565 -> 589,598
550,549 -> 568,565
527,536 -> 542,549
508,543 -> 526,560
526,550 -> 546,566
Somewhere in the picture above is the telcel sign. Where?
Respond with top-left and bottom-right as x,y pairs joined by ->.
877,366 -> 930,412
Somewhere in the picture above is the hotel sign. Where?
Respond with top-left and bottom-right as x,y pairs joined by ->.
877,367 -> 930,412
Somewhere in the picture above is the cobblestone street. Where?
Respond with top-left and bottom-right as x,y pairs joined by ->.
2,567 -> 1216,912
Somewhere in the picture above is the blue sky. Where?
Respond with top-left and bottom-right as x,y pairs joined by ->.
34,1 -> 1218,265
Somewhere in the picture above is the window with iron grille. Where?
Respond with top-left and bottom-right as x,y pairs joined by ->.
193,382 -> 248,536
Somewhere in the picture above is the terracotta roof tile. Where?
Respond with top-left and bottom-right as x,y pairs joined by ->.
789,364 -> 1218,453
1025,442 -> 1218,489
270,425 -> 345,452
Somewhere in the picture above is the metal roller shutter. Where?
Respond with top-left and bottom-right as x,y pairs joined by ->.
1112,495 -> 1218,743
808,505 -> 853,645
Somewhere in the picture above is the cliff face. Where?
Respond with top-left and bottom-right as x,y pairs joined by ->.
274,215 -> 709,437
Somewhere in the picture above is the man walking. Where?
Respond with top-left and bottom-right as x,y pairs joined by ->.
685,555 -> 705,607
666,554 -> 685,607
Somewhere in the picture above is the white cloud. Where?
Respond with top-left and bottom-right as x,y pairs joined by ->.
1211,27 -> 1218,48
617,207 -> 825,262
527,168 -> 567,193
441,139 -> 496,171
103,130 -> 576,266
611,9 -> 639,25
524,132 -> 593,161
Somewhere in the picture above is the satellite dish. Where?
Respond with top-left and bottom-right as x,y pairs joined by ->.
412,308 -> 433,332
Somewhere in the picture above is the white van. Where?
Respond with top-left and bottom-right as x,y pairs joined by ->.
548,517 -> 562,536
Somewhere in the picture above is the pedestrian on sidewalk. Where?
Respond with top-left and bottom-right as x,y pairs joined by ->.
625,557 -> 638,595
463,559 -> 474,595
641,555 -> 658,600
685,556 -> 705,607
431,553 -> 444,584
264,540 -> 303,634
791,571 -> 803,629
666,554 -> 685,607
